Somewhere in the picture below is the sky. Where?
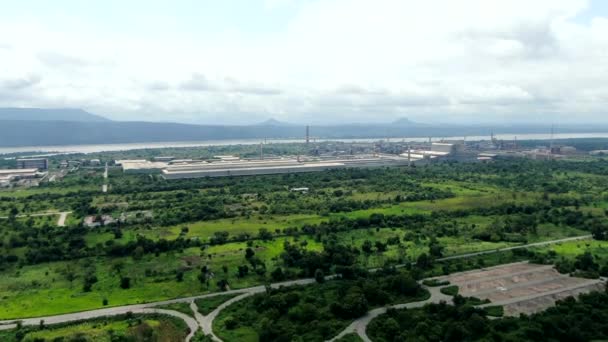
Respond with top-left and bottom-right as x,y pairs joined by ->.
0,0 -> 607,125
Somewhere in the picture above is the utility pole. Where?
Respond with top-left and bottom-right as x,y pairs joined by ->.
407,145 -> 411,167
260,142 -> 264,160
550,124 -> 555,152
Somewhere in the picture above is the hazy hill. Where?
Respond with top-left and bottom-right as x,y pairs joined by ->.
1,119 -> 608,147
256,118 -> 293,126
0,108 -> 110,122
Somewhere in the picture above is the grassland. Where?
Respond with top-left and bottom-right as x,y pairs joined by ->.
0,314 -> 189,342
195,293 -> 241,315
1,157 -> 607,322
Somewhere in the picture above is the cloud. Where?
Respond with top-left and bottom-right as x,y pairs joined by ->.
0,75 -> 42,90
0,0 -> 606,124
179,73 -> 217,91
179,74 -> 282,95
37,51 -> 89,67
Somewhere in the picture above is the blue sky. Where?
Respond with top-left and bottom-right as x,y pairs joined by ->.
0,0 -> 607,124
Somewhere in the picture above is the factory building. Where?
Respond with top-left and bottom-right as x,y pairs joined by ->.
161,155 -> 410,179
0,169 -> 47,187
401,142 -> 466,164
17,158 -> 48,170
115,160 -> 169,173
153,156 -> 175,162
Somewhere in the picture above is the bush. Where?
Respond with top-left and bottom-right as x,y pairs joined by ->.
484,305 -> 504,317
120,277 -> 131,289
224,316 -> 238,330
440,285 -> 459,296
422,279 -> 450,287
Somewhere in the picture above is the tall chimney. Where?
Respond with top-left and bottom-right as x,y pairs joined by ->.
306,125 -> 310,144
407,145 -> 411,167
260,142 -> 264,160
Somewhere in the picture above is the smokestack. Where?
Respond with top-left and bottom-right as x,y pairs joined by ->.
260,142 -> 264,160
550,124 -> 555,152
306,125 -> 310,144
407,145 -> 411,167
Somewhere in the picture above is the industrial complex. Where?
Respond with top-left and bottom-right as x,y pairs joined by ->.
117,154 -> 414,179
162,155 -> 412,179
112,137 -> 581,179
0,168 -> 47,188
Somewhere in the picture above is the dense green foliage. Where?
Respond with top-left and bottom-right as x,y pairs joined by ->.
0,313 -> 189,342
368,289 -> 608,342
215,269 -> 428,342
1,142 -> 608,319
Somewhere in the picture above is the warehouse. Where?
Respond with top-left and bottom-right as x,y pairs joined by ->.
115,160 -> 169,173
0,168 -> 47,187
161,156 -> 410,179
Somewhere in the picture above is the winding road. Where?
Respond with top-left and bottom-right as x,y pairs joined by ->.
0,235 -> 592,341
327,286 -> 453,342
0,211 -> 72,227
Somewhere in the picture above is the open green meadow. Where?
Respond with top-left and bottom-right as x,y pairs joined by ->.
1,156 -> 608,321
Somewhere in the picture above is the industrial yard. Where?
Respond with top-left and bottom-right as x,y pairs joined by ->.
434,262 -> 605,316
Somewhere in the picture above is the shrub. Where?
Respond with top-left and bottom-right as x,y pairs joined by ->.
440,285 -> 459,296
422,279 -> 450,287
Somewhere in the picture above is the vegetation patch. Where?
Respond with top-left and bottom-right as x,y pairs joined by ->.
214,270 -> 429,342
484,305 -> 504,317
440,285 -> 459,296
422,279 -> 450,287
0,313 -> 189,342
368,290 -> 608,342
156,302 -> 194,317
195,293 -> 241,315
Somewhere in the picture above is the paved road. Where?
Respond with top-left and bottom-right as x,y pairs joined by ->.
0,308 -> 199,341
0,278 -> 315,331
0,211 -> 72,227
328,285 -> 453,342
433,235 -> 591,263
202,292 -> 253,341
0,235 -> 592,341
57,212 -> 70,227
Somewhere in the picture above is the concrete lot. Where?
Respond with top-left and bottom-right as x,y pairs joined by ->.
435,262 -> 605,316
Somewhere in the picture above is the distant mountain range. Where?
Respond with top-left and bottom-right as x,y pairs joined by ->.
0,107 -> 607,147
0,108 -> 110,122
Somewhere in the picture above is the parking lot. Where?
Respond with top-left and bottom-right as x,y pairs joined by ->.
435,262 -> 605,316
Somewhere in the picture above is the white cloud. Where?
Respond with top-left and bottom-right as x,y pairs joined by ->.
0,0 -> 606,124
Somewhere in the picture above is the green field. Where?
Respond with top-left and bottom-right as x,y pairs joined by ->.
0,314 -> 189,342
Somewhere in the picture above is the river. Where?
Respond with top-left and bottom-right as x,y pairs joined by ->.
2,132 -> 608,155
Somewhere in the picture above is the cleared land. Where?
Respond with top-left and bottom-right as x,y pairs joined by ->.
434,262 -> 605,316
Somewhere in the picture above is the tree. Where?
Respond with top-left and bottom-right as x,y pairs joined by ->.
335,287 -> 369,319
245,247 -> 255,260
258,228 -> 273,241
217,279 -> 229,291
362,240 -> 373,255
271,267 -> 285,281
112,261 -> 124,275
120,277 -> 131,289
375,241 -> 387,253
575,252 -> 598,272
237,265 -> 249,278
314,269 -> 325,283
132,246 -> 144,260
416,253 -> 431,269
176,270 -> 184,282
